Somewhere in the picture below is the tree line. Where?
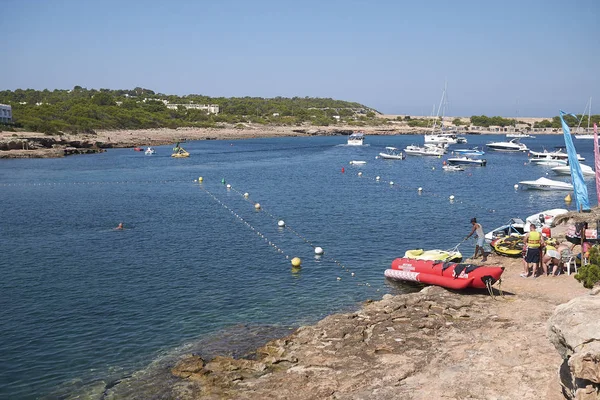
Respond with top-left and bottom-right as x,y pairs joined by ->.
0,87 -> 381,134
1,87 -> 598,134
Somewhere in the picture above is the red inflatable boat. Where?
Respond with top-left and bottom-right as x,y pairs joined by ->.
385,257 -> 504,290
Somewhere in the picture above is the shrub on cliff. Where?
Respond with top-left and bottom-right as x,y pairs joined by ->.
575,245 -> 600,288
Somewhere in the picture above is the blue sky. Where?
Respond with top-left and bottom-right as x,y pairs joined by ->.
1,0 -> 598,117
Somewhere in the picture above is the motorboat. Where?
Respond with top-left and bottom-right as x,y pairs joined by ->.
347,133 -> 365,146
446,156 -> 487,166
145,147 -> 155,155
424,133 -> 458,145
349,160 -> 367,165
386,258 -> 504,290
517,177 -> 573,191
551,164 -> 595,177
404,248 -> 462,263
486,138 -> 529,152
484,218 -> 526,243
378,147 -> 405,160
529,147 -> 584,162
506,132 -> 535,139
529,155 -> 567,166
442,165 -> 464,172
404,144 -> 445,157
524,208 -> 568,231
133,147 -> 144,152
453,147 -> 485,156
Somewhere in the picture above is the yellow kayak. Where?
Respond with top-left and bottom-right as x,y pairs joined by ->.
403,249 -> 462,263
491,236 -> 523,257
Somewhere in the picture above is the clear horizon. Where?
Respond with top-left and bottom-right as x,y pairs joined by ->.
1,0 -> 598,118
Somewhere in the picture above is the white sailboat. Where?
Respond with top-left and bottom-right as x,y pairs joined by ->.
424,83 -> 465,145
574,97 -> 593,139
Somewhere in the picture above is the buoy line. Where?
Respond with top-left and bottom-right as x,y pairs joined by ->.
198,179 -> 377,290
351,170 -> 497,214
0,179 -> 189,187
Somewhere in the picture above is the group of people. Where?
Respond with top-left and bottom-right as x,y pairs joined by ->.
466,217 -> 584,278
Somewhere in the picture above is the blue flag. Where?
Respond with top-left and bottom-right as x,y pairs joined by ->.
560,110 -> 591,212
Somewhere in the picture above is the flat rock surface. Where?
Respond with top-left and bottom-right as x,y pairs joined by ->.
171,253 -> 590,399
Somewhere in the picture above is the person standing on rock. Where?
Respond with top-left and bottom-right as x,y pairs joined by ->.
522,224 -> 545,277
466,218 -> 485,260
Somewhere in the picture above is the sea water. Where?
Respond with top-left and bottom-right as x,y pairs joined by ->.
0,134 -> 596,399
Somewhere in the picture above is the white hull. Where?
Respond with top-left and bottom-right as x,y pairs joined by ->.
551,164 -> 595,176
447,157 -> 486,166
518,177 -> 573,191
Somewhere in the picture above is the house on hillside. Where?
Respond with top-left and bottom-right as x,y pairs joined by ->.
0,104 -> 12,123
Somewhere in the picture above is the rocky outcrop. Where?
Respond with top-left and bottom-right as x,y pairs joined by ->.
548,287 -> 600,399
169,286 -> 564,399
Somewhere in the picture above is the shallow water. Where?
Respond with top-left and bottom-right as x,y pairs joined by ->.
0,134 -> 596,399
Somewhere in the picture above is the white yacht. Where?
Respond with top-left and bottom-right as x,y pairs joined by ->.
551,164 -> 595,177
424,133 -> 458,145
517,177 -> 573,191
529,148 -> 584,162
347,133 -> 365,146
404,144 -> 445,157
506,132 -> 535,139
486,138 -> 529,152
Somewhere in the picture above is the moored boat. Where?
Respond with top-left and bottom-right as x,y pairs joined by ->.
551,164 -> 595,177
517,177 -> 573,191
145,147 -> 155,155
378,147 -> 405,160
442,165 -> 464,172
486,138 -> 529,152
446,156 -> 487,166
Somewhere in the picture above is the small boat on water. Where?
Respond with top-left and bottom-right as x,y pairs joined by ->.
551,164 -> 595,177
378,147 -> 405,160
529,156 -> 567,166
453,147 -> 485,156
517,177 -> 573,191
349,160 -> 367,165
134,147 -> 144,152
404,248 -> 462,263
442,165 -> 464,172
506,132 -> 535,139
145,147 -> 155,155
171,143 -> 190,158
347,133 -> 365,146
386,258 -> 504,290
486,138 -> 529,152
446,156 -> 487,166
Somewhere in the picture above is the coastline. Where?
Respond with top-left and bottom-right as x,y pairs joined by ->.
0,124 -> 561,159
162,246 -> 590,400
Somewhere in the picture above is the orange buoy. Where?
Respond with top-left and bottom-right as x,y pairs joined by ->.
341,167 -> 345,173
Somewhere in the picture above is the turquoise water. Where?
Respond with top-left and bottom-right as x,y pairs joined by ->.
0,134 -> 595,399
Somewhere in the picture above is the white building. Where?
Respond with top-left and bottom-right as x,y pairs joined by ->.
166,103 -> 219,114
0,104 -> 12,123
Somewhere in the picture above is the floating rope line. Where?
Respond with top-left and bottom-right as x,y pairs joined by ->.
349,169 -> 497,214
200,179 -> 377,291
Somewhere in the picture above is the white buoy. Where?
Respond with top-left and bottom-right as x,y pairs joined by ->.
244,192 -> 249,198
278,220 -> 285,227
449,195 -> 455,200
358,172 -> 362,176
389,181 -> 394,185
418,187 -> 423,192
226,184 -> 231,189
315,246 -> 324,255
337,277 -> 341,281
432,167 -> 435,170
376,176 -> 380,181
254,203 -> 261,210
514,184 -> 519,190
